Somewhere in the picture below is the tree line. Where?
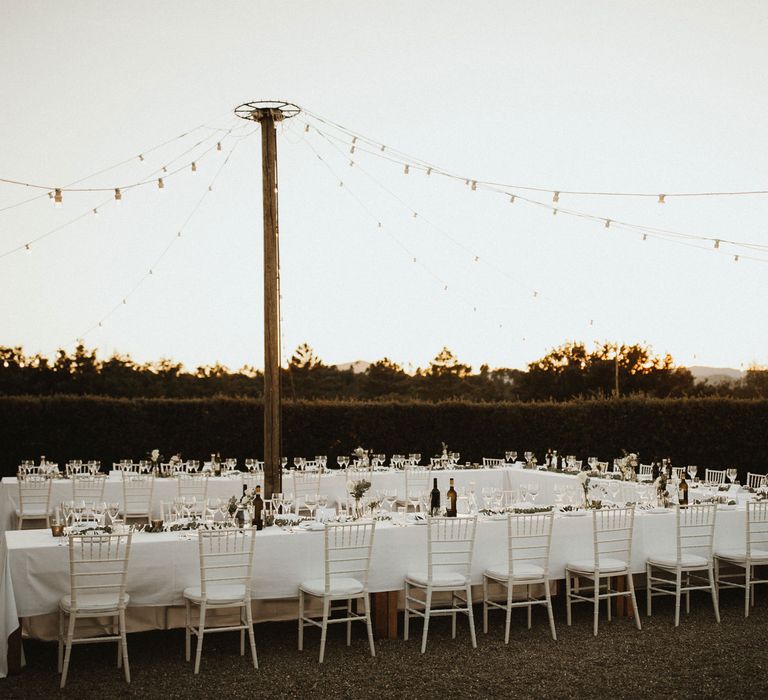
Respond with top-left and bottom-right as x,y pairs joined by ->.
1,341 -> 766,401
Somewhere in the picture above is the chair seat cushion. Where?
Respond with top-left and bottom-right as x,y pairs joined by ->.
715,548 -> 768,563
300,577 -> 364,597
648,553 -> 710,569
485,563 -> 545,581
60,592 -> 129,613
566,558 -> 628,573
183,584 -> 247,604
406,571 -> 469,587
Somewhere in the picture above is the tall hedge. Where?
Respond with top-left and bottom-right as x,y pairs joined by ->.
1,395 -> 766,479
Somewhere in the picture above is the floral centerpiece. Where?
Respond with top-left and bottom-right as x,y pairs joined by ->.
654,472 -> 669,507
577,470 -> 591,507
168,453 -> 182,474
353,446 -> 370,468
346,478 -> 371,518
616,451 -> 639,482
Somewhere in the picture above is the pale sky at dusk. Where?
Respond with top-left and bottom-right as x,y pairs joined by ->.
1,1 -> 767,373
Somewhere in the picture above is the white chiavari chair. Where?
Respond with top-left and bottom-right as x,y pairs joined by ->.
704,468 -> 726,485
715,502 -> 768,617
747,472 -> 767,489
482,458 -> 505,467
404,516 -> 478,653
302,460 -> 320,472
638,464 -> 654,477
112,461 -> 139,474
483,512 -> 557,642
16,475 -> 53,529
65,461 -> 87,477
402,466 -> 431,511
58,532 -> 132,688
183,528 -> 257,674
672,467 -> 687,480
597,461 -> 609,473
565,506 -> 641,636
292,471 -> 322,514
121,473 -> 155,524
71,474 -> 107,504
646,503 -> 719,627
176,474 -> 209,516
298,522 -> 376,663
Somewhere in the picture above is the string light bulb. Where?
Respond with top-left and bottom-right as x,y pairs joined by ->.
191,162 -> 197,172
138,154 -> 145,162
304,124 -> 310,133
208,185 -> 212,192
642,233 -> 647,241
426,167 -> 432,176
714,239 -> 720,249
177,231 -> 182,237
380,144 -> 385,152
122,298 -> 126,305
157,177 -> 164,190
114,188 -> 122,204
53,188 -> 62,208
216,141 -> 222,151
350,137 -> 357,154
552,191 -> 560,203
604,219 -> 611,229
25,243 -> 31,253
734,255 -> 739,262
471,180 -> 477,191
509,195 -> 516,203
349,160 -> 354,167
404,164 -> 410,175
658,194 -> 666,204
553,208 -> 558,216
162,166 -> 167,173
92,208 -> 98,216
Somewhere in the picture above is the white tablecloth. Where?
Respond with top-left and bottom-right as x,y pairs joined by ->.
0,496 -> 747,677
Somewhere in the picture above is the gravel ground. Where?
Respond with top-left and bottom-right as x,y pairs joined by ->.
3,589 -> 767,699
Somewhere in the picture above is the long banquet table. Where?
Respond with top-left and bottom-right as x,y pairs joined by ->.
1,466 -> 750,678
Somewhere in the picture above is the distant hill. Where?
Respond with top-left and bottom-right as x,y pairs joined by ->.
687,366 -> 745,385
335,360 -> 371,374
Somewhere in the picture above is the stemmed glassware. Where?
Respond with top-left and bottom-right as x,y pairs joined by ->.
409,453 -> 421,466
505,451 -> 518,464
523,451 -> 532,464
383,489 -> 398,512
317,494 -> 328,516
281,457 -> 288,471
407,491 -> 421,513
528,482 -> 539,505
304,493 -> 317,520
207,498 -> 221,522
106,502 -> 120,525
727,468 -> 738,484
337,455 -> 349,470
293,457 -> 304,470
688,465 -> 698,481
282,492 -> 295,516
272,493 -> 283,515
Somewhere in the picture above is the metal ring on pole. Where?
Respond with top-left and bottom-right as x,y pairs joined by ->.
235,101 -> 301,123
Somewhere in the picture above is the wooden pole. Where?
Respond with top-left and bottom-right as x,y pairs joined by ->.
259,111 -> 282,497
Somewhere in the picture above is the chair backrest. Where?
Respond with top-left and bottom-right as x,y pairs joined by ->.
302,460 -> 320,472
483,458 -> 505,466
704,468 -> 726,485
71,474 -> 107,502
176,474 -> 209,501
746,502 -> 768,558
113,461 -> 139,473
66,462 -> 87,476
68,533 -> 132,610
676,503 -> 717,562
197,528 -> 255,599
346,464 -> 373,484
404,466 -> 431,498
591,506 -> 635,569
507,512 -> 553,578
747,472 -> 766,489
18,476 -> 52,515
292,471 -> 322,505
426,516 -> 477,582
597,461 -> 609,472
638,464 -> 653,476
122,474 -> 155,515
323,522 -> 376,592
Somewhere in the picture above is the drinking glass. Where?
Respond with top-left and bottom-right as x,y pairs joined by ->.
482,487 -> 495,508
282,492 -> 295,515
207,497 -> 221,521
106,502 -> 120,524
61,500 -> 75,526
384,489 -> 398,512
245,459 -> 255,471
528,482 -> 539,505
411,453 -> 421,465
317,493 -> 328,514
727,468 -> 738,484
281,457 -> 288,470
304,494 -> 317,519
688,465 -> 698,481
524,451 -> 532,463
407,491 -> 421,513
293,457 -> 304,470
272,493 -> 283,515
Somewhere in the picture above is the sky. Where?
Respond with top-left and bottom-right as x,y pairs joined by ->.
1,1 -> 767,373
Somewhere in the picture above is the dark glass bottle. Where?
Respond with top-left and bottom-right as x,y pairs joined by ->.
446,478 -> 457,517
678,471 -> 689,506
252,485 -> 264,530
545,448 -> 553,468
430,478 -> 441,516
666,457 -> 673,479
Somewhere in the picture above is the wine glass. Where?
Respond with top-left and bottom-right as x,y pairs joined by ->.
61,500 -> 75,527
317,493 -> 328,516
383,488 -> 397,512
407,491 -> 421,513
282,492 -> 295,516
272,493 -> 283,515
304,493 -> 317,519
281,457 -> 288,471
207,497 -> 221,521
482,487 -> 495,509
727,468 -> 738,484
528,482 -> 539,505
293,457 -> 303,470
552,483 -> 563,506
410,453 -> 421,466
524,451 -> 532,464
106,502 -> 120,525
688,465 -> 698,481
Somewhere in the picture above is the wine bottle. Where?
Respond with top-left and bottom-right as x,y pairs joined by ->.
252,485 -> 264,530
666,457 -> 673,479
678,470 -> 689,506
545,448 -> 553,468
430,478 -> 441,516
446,478 -> 457,517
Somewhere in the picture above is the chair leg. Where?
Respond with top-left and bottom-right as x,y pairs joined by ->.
403,582 -> 410,641
565,571 -> 573,626
606,577 -> 612,622
674,569 -> 682,627
57,609 -> 64,673
298,590 -> 305,651
646,563 -> 652,616
504,583 -> 513,644
685,572 -> 691,615
744,565 -> 751,618
627,573 -> 641,631
246,599 -> 258,669
466,585 -> 477,649
421,589 -> 432,654
592,574 -> 600,636
451,592 -> 457,639
194,604 -> 207,674
185,600 -> 191,662
116,614 -> 122,668
363,593 -> 376,657
120,609 -> 130,683
60,613 -> 76,689
482,576 -> 489,634
347,599 -> 352,646
544,580 -> 557,640
240,607 -> 245,656
319,597 -> 331,664
527,584 -> 532,629
708,565 -> 721,623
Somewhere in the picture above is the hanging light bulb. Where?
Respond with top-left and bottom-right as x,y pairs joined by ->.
349,160 -> 354,167
162,166 -> 168,173
177,231 -> 182,237
216,141 -> 222,151
380,144 -> 385,152
53,188 -> 62,208
157,177 -> 164,190
734,255 -> 739,262
149,269 -> 153,275
412,211 -> 418,218
604,219 -> 611,229
714,239 -> 720,249
658,194 -> 666,204
377,222 -> 382,229
191,162 -> 197,172
471,180 -> 477,191
350,137 -> 357,154
426,167 -> 432,176
642,233 -> 647,241
122,298 -> 127,305
532,291 -> 538,298
114,188 -> 122,204
304,124 -> 310,133
552,191 -> 560,203
412,257 -> 416,263
338,181 -> 343,187
92,208 -> 98,216
138,154 -> 145,163
474,255 -> 479,262
25,243 -> 31,253
553,208 -> 558,216
509,195 -> 516,203
208,185 -> 213,192
404,164 -> 410,175
98,321 -> 103,328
